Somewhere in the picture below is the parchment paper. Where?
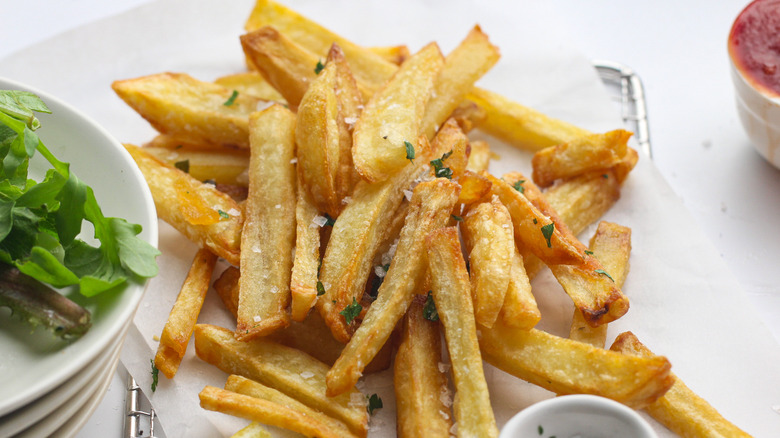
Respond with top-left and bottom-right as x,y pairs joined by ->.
2,0 -> 779,436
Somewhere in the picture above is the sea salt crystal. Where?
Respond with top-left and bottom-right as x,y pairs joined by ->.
300,371 -> 314,379
270,286 -> 279,294
312,215 -> 328,227
374,265 -> 387,278
341,196 -> 352,205
290,157 -> 298,164
439,410 -> 449,420
439,387 -> 453,407
449,422 -> 458,436
227,208 -> 241,216
438,362 -> 451,373
275,204 -> 281,209
256,100 -> 274,111
403,189 -> 413,201
253,315 -> 262,323
344,116 -> 358,127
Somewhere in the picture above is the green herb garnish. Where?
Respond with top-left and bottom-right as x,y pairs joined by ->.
451,214 -> 463,222
367,393 -> 383,415
151,359 -> 159,392
595,269 -> 614,281
340,297 -> 362,324
404,140 -> 415,163
314,60 -> 325,75
218,209 -> 229,219
538,425 -> 544,435
513,179 -> 525,193
316,280 -> 326,296
0,90 -> 159,297
174,159 -> 190,173
423,290 -> 439,321
324,213 -> 336,227
429,150 -> 453,179
541,223 -> 555,248
223,90 -> 239,106
584,250 -> 593,255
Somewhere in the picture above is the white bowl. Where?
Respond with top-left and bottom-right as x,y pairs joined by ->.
500,395 -> 658,438
0,77 -> 158,415
728,1 -> 780,169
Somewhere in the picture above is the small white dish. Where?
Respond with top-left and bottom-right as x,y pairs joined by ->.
500,394 -> 658,438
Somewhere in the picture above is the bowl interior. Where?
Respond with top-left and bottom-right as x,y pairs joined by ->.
0,77 -> 158,415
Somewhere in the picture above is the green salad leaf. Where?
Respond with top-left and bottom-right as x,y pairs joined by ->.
0,89 -> 159,297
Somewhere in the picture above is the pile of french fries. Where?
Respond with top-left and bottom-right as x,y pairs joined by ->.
113,1 -> 752,437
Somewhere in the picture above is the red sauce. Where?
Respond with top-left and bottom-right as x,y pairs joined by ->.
729,0 -> 780,96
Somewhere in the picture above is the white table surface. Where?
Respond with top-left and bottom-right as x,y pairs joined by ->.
2,1 -> 778,437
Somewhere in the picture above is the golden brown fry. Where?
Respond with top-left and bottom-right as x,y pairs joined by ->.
124,144 -> 242,265
421,25 -> 500,140
326,179 -> 460,396
230,421 -> 272,438
199,386 -> 348,438
142,145 -> 249,186
431,119 -> 470,181
532,129 -> 632,188
214,71 -> 286,103
290,177 -> 320,322
457,170 -> 493,205
479,321 -> 674,408
155,248 -> 218,379
225,375 -> 357,438
546,169 -> 623,238
426,227 -> 498,438
295,44 -> 361,217
450,101 -> 487,133
466,140 -> 491,173
499,247 -> 540,330
614,146 -> 640,184
353,43 -> 444,183
214,266 -> 240,318
240,27 -> 319,110
194,324 -> 368,436
113,73 -> 263,149
483,171 -> 583,266
236,105 -> 296,340
368,44 -> 410,65
461,198 -> 513,328
611,332 -> 752,438
466,87 -> 591,152
504,172 -> 629,327
394,296 -> 453,438
316,137 -> 439,343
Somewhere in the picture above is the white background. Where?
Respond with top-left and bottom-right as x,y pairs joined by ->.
2,0 -> 779,436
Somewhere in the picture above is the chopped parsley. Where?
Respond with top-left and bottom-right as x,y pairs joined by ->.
314,60 -> 325,75
602,173 -> 609,179
451,214 -> 463,222
512,179 -> 525,193
584,250 -> 594,255
174,159 -> 190,173
324,213 -> 336,226
423,290 -> 439,321
151,359 -> 159,392
404,140 -> 415,162
340,297 -> 362,324
538,425 -> 544,435
541,223 -> 555,248
367,393 -> 383,415
430,150 -> 453,179
218,209 -> 229,219
223,90 -> 239,106
316,281 -> 326,296
595,269 -> 614,282
533,218 -> 538,224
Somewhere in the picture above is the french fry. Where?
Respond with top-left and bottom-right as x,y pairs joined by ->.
212,268 -> 392,373
199,386 -> 349,438
499,247 -> 540,330
142,145 -> 249,186
466,140 -> 491,173
421,25 -> 500,140
532,129 -> 632,188
450,101 -> 487,133
504,172 -> 629,326
326,179 -> 460,396
546,169 -> 623,238
230,421 -> 272,438
240,26 -> 320,110
295,44 -> 361,217
316,139 -> 436,343
426,227 -> 498,438
483,171 -> 584,266
194,324 -> 368,436
225,375 -> 357,438
290,176 -> 320,322
155,248 -> 218,379
352,42 -> 444,183
214,71 -> 286,103
113,73 -> 264,149
124,144 -> 242,265
394,296 -> 453,438
432,118 -> 470,181
611,332 -> 752,438
461,198 -> 513,328
465,86 -> 591,152
479,321 -> 674,408
570,221 -> 632,346
368,44 -> 410,65
236,105 -> 296,340
457,170 -> 493,205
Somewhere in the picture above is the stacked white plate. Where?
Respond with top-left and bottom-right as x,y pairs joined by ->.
0,77 -> 158,437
